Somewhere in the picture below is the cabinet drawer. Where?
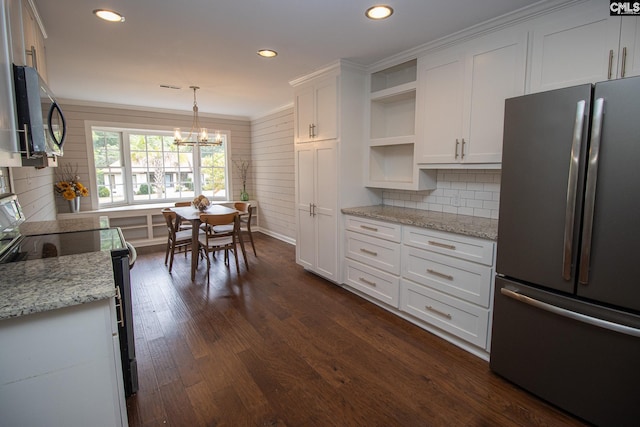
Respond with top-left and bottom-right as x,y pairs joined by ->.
345,231 -> 401,275
345,216 -> 402,242
344,259 -> 400,308
403,226 -> 494,266
402,246 -> 493,307
400,279 -> 490,349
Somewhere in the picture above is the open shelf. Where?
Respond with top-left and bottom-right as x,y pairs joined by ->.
371,59 -> 417,92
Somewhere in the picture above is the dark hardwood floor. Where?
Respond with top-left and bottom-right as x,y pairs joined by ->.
126,233 -> 587,427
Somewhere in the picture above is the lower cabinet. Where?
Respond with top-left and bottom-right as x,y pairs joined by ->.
0,298 -> 128,427
343,216 -> 402,307
342,214 -> 496,359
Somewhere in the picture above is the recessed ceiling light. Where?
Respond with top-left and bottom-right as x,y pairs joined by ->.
93,9 -> 125,23
365,5 -> 394,20
257,49 -> 278,58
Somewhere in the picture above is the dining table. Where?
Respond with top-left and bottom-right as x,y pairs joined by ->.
170,204 -> 238,281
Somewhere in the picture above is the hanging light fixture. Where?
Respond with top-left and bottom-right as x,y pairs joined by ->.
174,86 -> 223,146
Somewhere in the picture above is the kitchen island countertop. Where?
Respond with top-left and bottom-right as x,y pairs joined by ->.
342,205 -> 498,240
0,251 -> 115,320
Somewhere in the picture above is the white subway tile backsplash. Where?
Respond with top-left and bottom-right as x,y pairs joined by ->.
381,169 -> 501,219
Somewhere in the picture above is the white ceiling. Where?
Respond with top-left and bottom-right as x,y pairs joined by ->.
34,0 -> 548,119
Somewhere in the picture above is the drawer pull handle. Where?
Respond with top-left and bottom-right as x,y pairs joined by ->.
360,225 -> 379,232
426,305 -> 452,320
427,269 -> 454,281
360,248 -> 378,256
428,240 -> 456,250
359,277 -> 377,287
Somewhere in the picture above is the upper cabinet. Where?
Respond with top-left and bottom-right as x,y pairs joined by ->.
19,0 -> 47,81
293,74 -> 337,143
416,27 -> 527,166
365,59 -> 437,190
529,1 -> 639,93
0,0 -> 20,166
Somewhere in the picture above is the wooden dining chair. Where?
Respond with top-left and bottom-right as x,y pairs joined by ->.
198,212 -> 248,283
212,202 -> 257,256
162,208 -> 197,273
174,201 -> 193,230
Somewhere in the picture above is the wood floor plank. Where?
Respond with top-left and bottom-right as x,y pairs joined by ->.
126,233 -> 588,427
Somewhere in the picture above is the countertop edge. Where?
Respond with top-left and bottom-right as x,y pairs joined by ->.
342,205 -> 498,241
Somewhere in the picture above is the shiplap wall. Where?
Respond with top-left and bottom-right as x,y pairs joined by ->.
251,107 -> 295,243
54,103 -> 252,214
10,166 -> 56,221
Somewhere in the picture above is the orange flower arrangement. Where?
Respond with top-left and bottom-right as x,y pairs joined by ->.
54,165 -> 89,200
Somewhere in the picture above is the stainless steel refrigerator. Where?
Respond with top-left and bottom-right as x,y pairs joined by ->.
491,77 -> 640,427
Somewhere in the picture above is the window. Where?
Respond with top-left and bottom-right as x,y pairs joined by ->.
91,126 -> 230,207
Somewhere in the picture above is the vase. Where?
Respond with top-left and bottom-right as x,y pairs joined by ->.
68,196 -> 80,213
240,186 -> 249,201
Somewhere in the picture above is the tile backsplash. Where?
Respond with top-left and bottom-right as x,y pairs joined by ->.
382,169 -> 501,219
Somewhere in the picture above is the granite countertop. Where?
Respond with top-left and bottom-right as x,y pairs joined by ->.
342,205 -> 498,240
20,216 -> 110,236
0,251 -> 115,320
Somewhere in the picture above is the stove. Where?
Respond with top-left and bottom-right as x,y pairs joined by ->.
0,193 -> 138,396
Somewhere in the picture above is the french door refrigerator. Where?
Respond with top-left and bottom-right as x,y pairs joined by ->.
491,76 -> 640,427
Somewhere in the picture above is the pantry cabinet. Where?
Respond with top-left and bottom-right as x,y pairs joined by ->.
528,0 -> 640,93
295,140 -> 338,281
416,27 -> 526,166
293,74 -> 337,143
292,61 -> 376,282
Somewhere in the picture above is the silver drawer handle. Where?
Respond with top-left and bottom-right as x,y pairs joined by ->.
360,225 -> 379,232
360,248 -> 378,256
427,269 -> 454,281
426,305 -> 452,320
359,277 -> 377,287
428,240 -> 456,250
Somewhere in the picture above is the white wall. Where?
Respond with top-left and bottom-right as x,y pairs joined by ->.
250,107 -> 296,243
10,166 -> 56,221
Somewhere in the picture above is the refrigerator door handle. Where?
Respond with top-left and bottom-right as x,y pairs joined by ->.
579,97 -> 604,285
501,287 -> 640,338
562,100 -> 586,280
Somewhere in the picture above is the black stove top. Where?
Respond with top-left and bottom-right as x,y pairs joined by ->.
2,228 -> 127,263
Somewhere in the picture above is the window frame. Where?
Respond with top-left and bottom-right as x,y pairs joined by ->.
86,122 -> 231,209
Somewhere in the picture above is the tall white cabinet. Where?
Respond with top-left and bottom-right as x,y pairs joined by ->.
292,61 -> 379,283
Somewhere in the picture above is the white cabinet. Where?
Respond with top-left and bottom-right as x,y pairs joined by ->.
366,59 -> 437,190
343,216 -> 401,307
341,214 -> 497,357
0,0 -> 20,166
528,1 -> 639,93
292,61 -> 377,283
416,27 -> 527,166
400,227 -> 495,350
296,140 -> 338,281
293,74 -> 337,143
0,299 -> 128,427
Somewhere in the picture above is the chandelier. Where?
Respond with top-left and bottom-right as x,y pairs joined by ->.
173,86 -> 223,146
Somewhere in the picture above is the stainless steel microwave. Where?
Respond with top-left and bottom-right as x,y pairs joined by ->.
13,65 -> 66,165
